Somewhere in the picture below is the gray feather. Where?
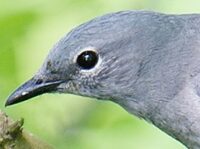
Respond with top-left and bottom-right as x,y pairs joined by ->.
8,10 -> 200,148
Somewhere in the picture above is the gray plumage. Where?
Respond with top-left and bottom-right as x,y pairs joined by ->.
6,10 -> 200,148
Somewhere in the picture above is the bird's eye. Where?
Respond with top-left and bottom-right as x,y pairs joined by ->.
76,50 -> 98,69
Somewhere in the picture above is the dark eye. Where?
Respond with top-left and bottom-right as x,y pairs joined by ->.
76,50 -> 98,69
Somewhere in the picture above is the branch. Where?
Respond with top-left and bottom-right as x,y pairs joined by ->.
0,111 -> 54,149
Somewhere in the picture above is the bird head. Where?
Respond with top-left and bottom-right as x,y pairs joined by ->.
7,10 -> 200,148
5,11 -> 170,112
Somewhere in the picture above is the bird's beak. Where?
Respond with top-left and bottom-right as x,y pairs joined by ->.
5,77 -> 63,106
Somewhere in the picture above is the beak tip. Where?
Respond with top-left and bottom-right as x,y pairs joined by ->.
5,96 -> 15,107
5,101 -> 10,107
5,101 -> 11,107
5,92 -> 29,107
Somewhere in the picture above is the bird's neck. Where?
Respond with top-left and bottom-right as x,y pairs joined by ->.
117,84 -> 200,149
151,89 -> 200,149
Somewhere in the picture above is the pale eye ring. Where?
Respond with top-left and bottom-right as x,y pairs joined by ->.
76,50 -> 98,69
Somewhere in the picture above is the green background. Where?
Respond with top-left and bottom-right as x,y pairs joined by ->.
1,0 -> 199,148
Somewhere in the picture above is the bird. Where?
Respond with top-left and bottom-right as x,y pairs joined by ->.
5,10 -> 200,148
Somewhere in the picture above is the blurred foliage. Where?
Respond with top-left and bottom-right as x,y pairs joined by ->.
2,0 -> 200,148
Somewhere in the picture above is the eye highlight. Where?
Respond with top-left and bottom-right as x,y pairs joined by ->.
76,50 -> 98,69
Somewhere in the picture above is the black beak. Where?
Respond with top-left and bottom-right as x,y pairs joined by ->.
5,77 -> 63,106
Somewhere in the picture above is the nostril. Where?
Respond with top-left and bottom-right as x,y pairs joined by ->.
35,79 -> 43,85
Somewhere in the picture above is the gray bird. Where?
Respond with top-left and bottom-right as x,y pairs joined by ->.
5,10 -> 200,148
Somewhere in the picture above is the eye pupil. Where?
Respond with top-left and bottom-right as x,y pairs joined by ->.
76,51 -> 98,69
